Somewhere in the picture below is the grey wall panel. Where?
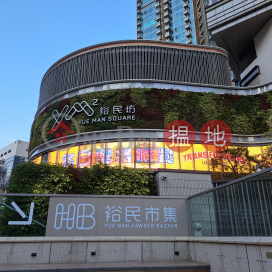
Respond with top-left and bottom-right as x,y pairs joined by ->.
38,45 -> 231,108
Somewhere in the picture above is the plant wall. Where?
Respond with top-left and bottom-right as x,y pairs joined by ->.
29,88 -> 272,152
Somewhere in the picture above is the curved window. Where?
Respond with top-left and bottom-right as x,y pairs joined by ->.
32,142 -> 267,173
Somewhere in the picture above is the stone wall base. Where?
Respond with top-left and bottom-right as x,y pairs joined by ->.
0,237 -> 271,271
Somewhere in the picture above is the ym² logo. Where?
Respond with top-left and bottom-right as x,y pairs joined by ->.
52,100 -> 98,131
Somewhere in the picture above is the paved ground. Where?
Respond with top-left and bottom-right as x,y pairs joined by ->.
0,261 -> 210,272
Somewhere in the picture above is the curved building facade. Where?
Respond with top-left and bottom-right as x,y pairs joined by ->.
38,40 -> 231,111
30,40 -> 271,175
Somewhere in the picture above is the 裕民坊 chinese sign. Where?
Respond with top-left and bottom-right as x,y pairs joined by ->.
46,196 -> 188,236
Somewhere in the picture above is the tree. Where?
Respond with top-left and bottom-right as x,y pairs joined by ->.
210,146 -> 261,180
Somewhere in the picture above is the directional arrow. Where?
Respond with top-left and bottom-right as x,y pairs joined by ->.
8,202 -> 34,225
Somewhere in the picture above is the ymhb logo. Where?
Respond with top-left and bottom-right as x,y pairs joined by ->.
52,100 -> 97,131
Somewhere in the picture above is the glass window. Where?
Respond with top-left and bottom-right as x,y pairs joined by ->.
180,145 -> 194,170
193,144 -> 209,171
92,143 -> 106,165
165,146 -> 180,170
58,148 -> 67,166
136,142 -> 150,169
42,153 -> 48,163
107,142 -> 121,166
36,156 -> 42,165
142,0 -> 155,7
151,142 -> 165,170
79,145 -> 92,168
48,151 -> 57,165
68,146 -> 79,166
121,142 -> 134,168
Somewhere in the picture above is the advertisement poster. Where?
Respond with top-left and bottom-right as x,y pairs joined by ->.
79,145 -> 92,168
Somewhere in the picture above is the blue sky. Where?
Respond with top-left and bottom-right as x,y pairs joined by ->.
0,0 -> 136,150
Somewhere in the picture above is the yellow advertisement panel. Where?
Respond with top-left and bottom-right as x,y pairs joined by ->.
193,144 -> 209,171
68,146 -> 79,166
79,145 -> 92,168
151,142 -> 165,170
261,145 -> 270,156
136,142 -> 150,169
36,156 -> 42,164
121,142 -> 134,168
248,146 -> 262,157
92,143 -> 106,165
48,151 -> 57,165
180,145 -> 194,170
106,142 -> 121,166
58,148 -> 67,165
165,146 -> 180,170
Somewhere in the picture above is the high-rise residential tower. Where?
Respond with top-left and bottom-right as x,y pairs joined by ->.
137,0 -> 210,45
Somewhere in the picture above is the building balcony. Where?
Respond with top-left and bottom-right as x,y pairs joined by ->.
184,9 -> 190,16
155,2 -> 160,8
163,0 -> 169,3
137,14 -> 142,20
137,28 -> 143,33
155,9 -> 161,15
199,12 -> 202,20
164,4 -> 170,11
156,36 -> 162,40
199,19 -> 203,28
185,23 -> 191,30
165,32 -> 171,38
183,2 -> 189,9
183,0 -> 189,2
156,15 -> 161,21
137,34 -> 142,39
185,16 -> 190,23
186,31 -> 192,38
198,4 -> 201,12
165,24 -> 170,31
137,21 -> 142,27
201,37 -> 205,45
157,28 -> 162,35
164,17 -> 170,24
156,22 -> 161,28
186,38 -> 192,44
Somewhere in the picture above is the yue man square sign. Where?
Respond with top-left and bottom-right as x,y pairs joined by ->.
45,196 -> 189,236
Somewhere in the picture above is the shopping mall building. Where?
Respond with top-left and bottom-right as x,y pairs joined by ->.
27,38 -> 272,197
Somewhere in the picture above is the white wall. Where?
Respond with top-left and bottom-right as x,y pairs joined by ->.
0,140 -> 29,161
155,172 -> 212,197
241,17 -> 272,86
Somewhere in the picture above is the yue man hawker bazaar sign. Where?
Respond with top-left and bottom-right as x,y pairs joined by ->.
46,196 -> 188,236
52,99 -> 136,131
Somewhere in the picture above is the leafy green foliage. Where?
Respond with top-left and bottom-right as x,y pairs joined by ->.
0,162 -> 156,236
